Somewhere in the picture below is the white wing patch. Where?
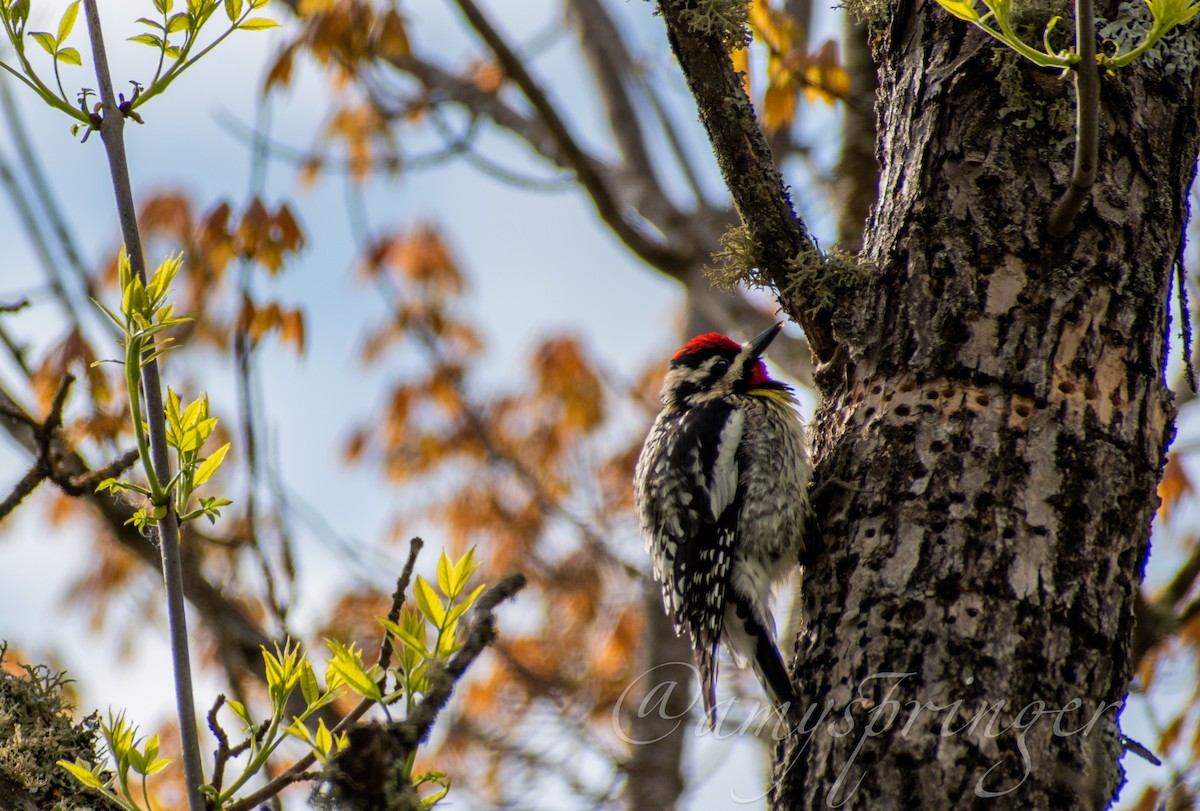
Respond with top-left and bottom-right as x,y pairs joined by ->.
707,408 -> 743,522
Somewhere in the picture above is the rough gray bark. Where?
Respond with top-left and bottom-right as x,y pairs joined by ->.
772,0 -> 1200,807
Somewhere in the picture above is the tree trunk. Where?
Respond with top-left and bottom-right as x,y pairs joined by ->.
774,0 -> 1200,807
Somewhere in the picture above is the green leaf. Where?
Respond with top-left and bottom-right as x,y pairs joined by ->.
326,640 -> 382,701
226,698 -> 253,729
144,758 -> 172,776
56,46 -> 81,65
452,549 -> 479,597
153,0 -> 173,13
437,551 -> 453,597
936,0 -> 981,20
193,442 -> 230,487
29,31 -> 57,55
180,394 -> 206,430
126,745 -> 147,775
315,718 -> 333,756
224,0 -> 243,21
57,1 -> 79,43
414,576 -> 445,627
296,660 -> 319,706
262,645 -> 284,691
390,620 -> 431,659
238,16 -> 280,29
285,717 -> 312,743
166,12 -> 191,34
57,759 -> 105,789
136,16 -> 167,31
143,734 -> 159,763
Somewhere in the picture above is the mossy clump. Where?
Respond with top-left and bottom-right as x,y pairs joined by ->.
708,223 -> 763,290
707,223 -> 867,318
0,643 -> 120,811
678,0 -> 753,50
782,246 -> 867,317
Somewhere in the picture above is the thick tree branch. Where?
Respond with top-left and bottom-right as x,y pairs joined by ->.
654,2 -> 836,361
566,0 -> 682,226
448,0 -> 693,276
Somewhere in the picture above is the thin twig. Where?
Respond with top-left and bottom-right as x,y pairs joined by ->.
0,374 -> 73,519
375,537 -> 424,699
1178,258 -> 1197,392
0,464 -> 46,521
208,695 -> 231,795
82,3 -> 205,809
1047,0 -> 1099,237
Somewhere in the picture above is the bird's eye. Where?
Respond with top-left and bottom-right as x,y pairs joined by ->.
713,358 -> 730,373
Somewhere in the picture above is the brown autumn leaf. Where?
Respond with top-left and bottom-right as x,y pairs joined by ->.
1158,453 -> 1191,523
1160,713 -> 1184,752
531,337 -> 605,435
1130,786 -> 1160,811
372,8 -> 410,63
263,41 -> 299,95
471,60 -> 504,93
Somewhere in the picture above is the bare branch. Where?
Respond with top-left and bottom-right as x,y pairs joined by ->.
655,2 -> 836,360
448,0 -> 692,276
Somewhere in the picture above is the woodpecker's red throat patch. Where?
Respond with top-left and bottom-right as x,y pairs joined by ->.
673,333 -> 741,362
746,360 -> 770,386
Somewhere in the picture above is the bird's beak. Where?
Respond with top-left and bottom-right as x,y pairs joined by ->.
745,321 -> 784,357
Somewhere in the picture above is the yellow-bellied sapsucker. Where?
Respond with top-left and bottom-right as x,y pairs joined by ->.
634,322 -> 809,726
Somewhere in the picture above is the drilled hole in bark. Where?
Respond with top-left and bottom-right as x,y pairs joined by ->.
1014,402 -> 1032,418
926,389 -> 940,400
1058,380 -> 1076,394
871,384 -> 882,395
930,439 -> 946,452
895,404 -> 912,417
1002,527 -> 1015,539
864,407 -> 876,418
899,379 -> 916,393
975,392 -> 990,407
978,264 -> 994,276
930,519 -> 947,533
1084,382 -> 1099,399
864,527 -> 876,538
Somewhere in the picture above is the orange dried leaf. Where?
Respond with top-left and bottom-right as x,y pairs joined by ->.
280,309 -> 306,356
471,61 -> 504,93
274,204 -> 306,254
372,8 -> 410,63
762,82 -> 797,134
1130,786 -> 1160,811
263,42 -> 298,95
1159,714 -> 1184,752
1158,454 -> 1191,523
344,429 -> 367,463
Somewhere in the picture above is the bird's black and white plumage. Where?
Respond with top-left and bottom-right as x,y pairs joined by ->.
634,322 -> 809,726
